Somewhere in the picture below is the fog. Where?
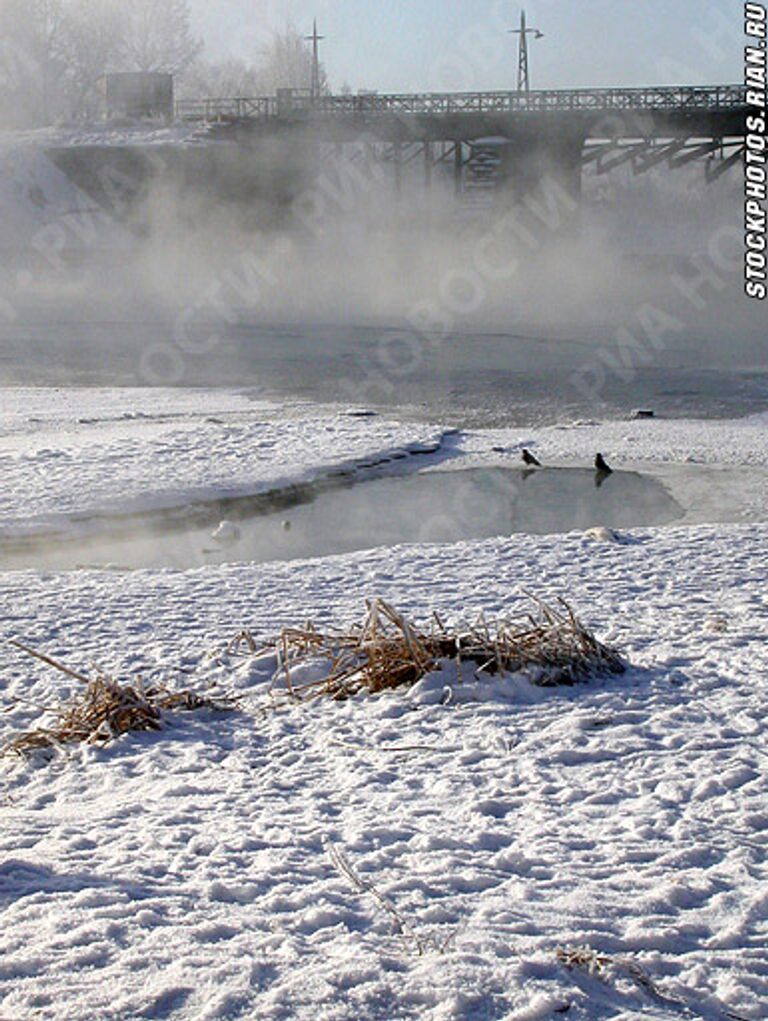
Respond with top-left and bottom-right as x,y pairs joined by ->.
0,1 -> 758,422
0,124 -> 760,424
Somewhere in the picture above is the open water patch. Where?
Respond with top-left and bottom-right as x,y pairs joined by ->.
0,466 -> 684,572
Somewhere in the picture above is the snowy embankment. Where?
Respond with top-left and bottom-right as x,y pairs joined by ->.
0,389 -> 445,537
0,389 -> 766,1020
0,132 -> 140,257
1,523 -> 766,1021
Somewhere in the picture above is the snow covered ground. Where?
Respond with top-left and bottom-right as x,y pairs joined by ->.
1,525 -> 767,1021
0,388 -> 766,1021
470,410 -> 768,470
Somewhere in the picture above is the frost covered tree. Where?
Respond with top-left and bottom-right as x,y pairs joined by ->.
0,0 -> 68,125
60,0 -> 201,117
120,0 -> 202,75
255,24 -> 328,94
0,0 -> 201,124
58,0 -> 123,120
181,57 -> 264,101
0,2 -> 327,124
180,23 -> 329,100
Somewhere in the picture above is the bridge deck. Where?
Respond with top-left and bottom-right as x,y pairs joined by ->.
176,85 -> 747,124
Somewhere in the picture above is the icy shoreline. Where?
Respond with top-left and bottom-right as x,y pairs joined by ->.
1,387 -> 768,541
0,388 -> 447,538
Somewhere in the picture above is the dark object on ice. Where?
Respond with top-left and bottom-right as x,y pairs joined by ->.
522,448 -> 542,467
492,446 -> 507,454
632,409 -> 655,420
595,453 -> 613,474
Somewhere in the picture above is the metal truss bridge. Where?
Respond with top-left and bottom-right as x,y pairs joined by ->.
47,85 -> 747,225
175,83 -> 747,197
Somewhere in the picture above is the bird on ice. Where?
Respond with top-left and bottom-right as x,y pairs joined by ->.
521,448 -> 542,467
595,453 -> 613,474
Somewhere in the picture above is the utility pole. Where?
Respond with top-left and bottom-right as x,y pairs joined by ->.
509,9 -> 544,93
305,19 -> 325,102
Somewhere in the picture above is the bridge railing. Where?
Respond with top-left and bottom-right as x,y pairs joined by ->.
176,97 -> 277,121
176,85 -> 747,122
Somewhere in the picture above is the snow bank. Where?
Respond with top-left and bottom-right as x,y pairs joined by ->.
0,125 -> 207,266
0,134 -> 136,258
0,522 -> 766,1020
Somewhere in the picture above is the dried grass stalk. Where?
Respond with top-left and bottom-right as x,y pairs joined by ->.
325,838 -> 454,956
4,643 -> 238,758
554,945 -> 750,1018
556,945 -> 611,975
261,597 -> 625,704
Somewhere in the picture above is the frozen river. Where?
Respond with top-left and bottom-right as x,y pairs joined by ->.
2,316 -> 768,428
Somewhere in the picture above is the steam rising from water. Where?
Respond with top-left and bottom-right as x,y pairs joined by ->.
0,135 -> 762,416
0,466 -> 685,572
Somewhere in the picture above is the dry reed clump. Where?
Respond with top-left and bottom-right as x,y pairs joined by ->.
3,640 -> 237,758
244,596 -> 625,704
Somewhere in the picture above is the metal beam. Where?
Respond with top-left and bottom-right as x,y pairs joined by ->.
632,139 -> 688,174
596,143 -> 648,174
454,142 -> 464,195
706,145 -> 744,182
582,142 -> 617,165
669,140 -> 721,167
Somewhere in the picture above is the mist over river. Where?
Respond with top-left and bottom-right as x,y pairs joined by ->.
0,139 -> 764,428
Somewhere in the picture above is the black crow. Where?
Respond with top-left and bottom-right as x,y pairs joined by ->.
522,448 -> 542,467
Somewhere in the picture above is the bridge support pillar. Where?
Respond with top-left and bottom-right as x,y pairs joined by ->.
499,133 -> 585,207
394,141 -> 403,197
454,142 -> 464,196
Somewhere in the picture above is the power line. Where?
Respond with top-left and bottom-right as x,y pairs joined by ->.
508,9 -> 544,93
305,18 -> 325,102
